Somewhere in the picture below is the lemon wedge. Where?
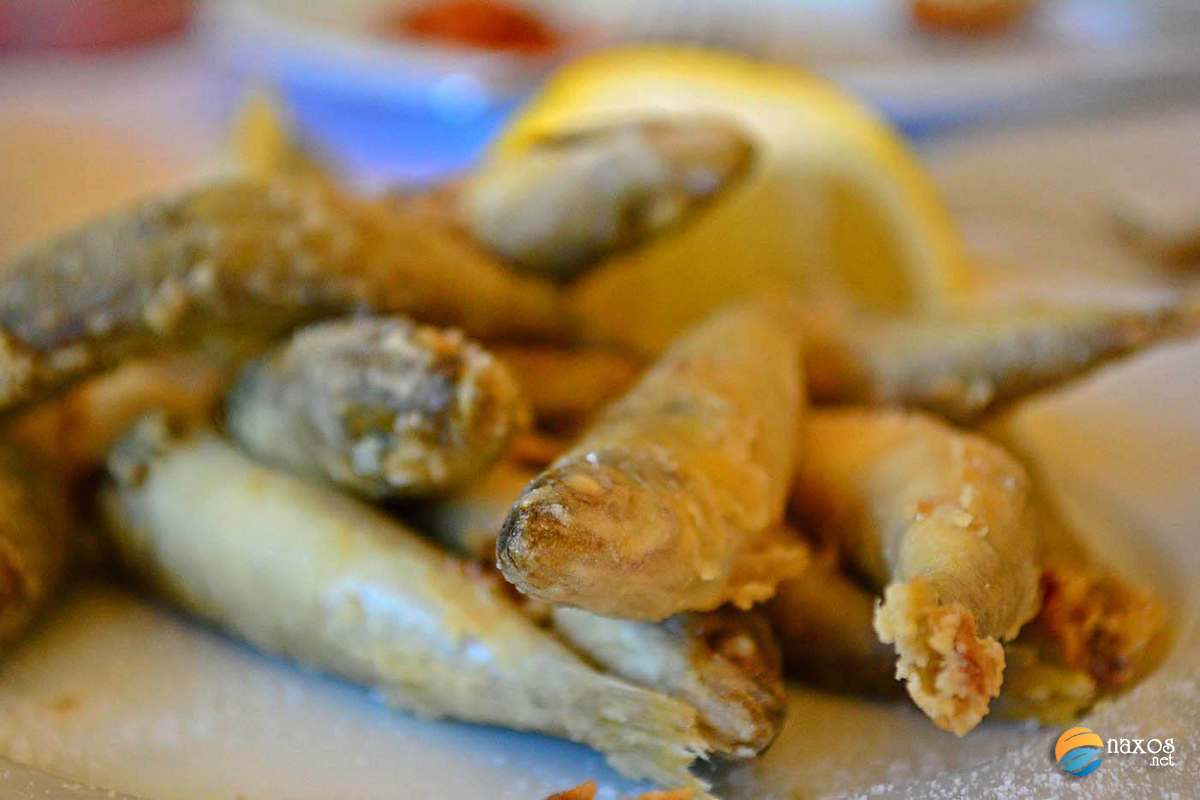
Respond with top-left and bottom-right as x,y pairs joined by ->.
493,47 -> 972,351
229,86 -> 331,182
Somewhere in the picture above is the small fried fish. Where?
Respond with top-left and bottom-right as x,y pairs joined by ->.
552,606 -> 786,759
499,298 -> 809,621
408,458 -> 787,758
803,302 -> 1197,423
794,409 -> 1041,735
984,414 -> 1169,695
765,548 -> 1104,726
464,117 -> 754,280
226,316 -> 527,498
101,416 -> 713,794
0,176 -> 572,414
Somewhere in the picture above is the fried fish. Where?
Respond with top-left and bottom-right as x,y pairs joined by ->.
793,409 -> 1041,735
765,546 -> 1105,726
802,302 -> 1197,423
226,316 -> 527,498
498,298 -> 809,621
463,117 -> 754,281
0,176 -> 572,414
408,457 -> 787,758
101,416 -> 713,793
551,606 -> 786,759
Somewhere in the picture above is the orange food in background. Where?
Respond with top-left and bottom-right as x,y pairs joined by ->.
911,0 -> 1034,34
384,0 -> 559,53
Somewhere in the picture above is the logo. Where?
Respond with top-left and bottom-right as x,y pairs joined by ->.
1056,726 -> 1104,777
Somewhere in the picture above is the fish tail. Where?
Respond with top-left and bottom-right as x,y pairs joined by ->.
570,672 -> 714,797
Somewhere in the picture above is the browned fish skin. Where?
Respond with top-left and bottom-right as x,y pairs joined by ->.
765,549 -> 1104,725
498,298 -> 809,621
0,177 -> 572,414
226,316 -> 528,498
0,445 -> 74,653
803,303 -> 1197,423
795,409 -> 1041,735
464,117 -> 755,280
766,550 -> 900,697
492,344 -> 643,433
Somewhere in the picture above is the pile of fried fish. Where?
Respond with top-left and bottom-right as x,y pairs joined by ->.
0,117 -> 1193,799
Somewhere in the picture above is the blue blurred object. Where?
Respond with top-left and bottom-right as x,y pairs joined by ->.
208,0 -> 1200,188
280,79 -> 529,187
207,0 -> 590,188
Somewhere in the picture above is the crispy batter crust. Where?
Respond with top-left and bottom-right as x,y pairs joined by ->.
874,580 -> 1005,736
498,298 -> 808,620
226,316 -> 528,498
795,409 -> 1041,733
1030,565 -> 1166,689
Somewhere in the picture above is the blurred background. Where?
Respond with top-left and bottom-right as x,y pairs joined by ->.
2,0 -> 1200,284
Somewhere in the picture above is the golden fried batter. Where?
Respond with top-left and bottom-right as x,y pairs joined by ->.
498,298 -> 809,620
795,409 -> 1041,734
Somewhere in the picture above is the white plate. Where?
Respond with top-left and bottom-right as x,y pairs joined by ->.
1,109 -> 1198,800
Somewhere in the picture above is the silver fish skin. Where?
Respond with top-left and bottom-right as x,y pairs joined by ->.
463,117 -> 754,281
803,302 -> 1198,423
0,176 -> 572,414
226,316 -> 528,499
100,416 -> 711,793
